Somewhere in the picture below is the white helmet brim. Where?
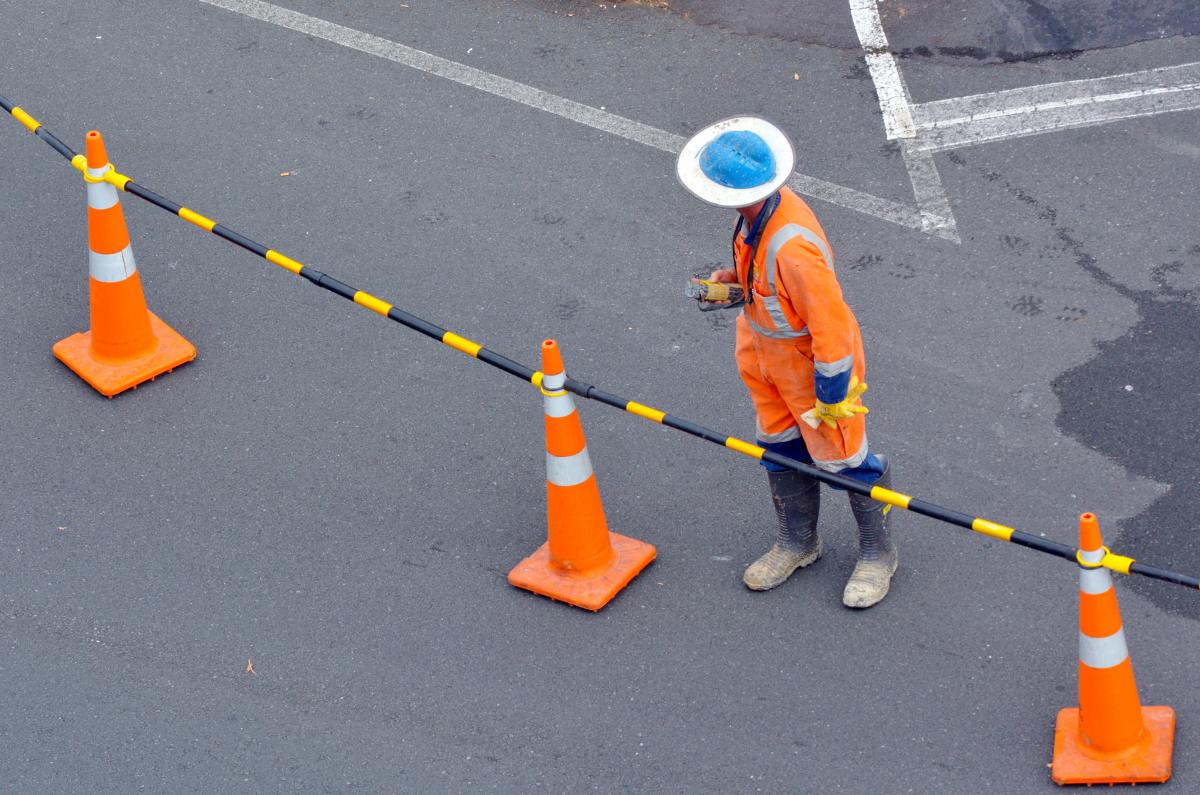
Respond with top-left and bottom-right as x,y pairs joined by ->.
676,116 -> 796,208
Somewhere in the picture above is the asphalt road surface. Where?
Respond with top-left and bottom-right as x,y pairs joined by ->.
2,1 -> 1198,792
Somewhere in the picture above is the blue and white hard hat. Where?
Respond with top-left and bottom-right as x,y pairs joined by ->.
676,116 -> 795,208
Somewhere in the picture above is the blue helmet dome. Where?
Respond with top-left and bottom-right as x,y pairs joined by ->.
676,117 -> 795,208
699,131 -> 776,189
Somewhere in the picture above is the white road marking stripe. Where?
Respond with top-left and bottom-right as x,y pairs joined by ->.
1079,628 -> 1129,670
911,86 -> 1200,153
546,449 -> 593,487
848,0 -> 915,139
783,173 -> 925,236
900,147 -> 959,240
199,0 -> 932,236
847,0 -> 958,241
914,62 -> 1200,128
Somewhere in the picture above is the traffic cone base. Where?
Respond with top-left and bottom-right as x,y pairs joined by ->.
1052,705 -> 1175,785
507,531 -> 656,612
53,310 -> 196,398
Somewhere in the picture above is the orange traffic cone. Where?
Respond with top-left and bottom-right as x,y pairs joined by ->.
52,130 -> 195,397
1051,512 -> 1175,785
507,339 -> 656,611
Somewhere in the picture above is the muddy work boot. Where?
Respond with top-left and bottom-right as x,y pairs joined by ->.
843,458 -> 898,608
743,469 -> 822,591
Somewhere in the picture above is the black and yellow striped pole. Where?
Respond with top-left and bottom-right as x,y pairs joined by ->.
3,95 -> 1197,592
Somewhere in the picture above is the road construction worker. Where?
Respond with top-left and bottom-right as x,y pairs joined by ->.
676,116 -> 897,608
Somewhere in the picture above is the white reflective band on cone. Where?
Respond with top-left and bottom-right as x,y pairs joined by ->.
542,371 -> 566,390
546,449 -> 593,487
86,173 -> 119,210
1079,566 -> 1113,595
89,247 -> 138,283
543,392 -> 576,418
1079,628 -> 1129,670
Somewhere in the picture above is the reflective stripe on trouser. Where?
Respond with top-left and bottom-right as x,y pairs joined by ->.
543,368 -> 611,571
736,313 -> 868,472
1076,544 -> 1147,752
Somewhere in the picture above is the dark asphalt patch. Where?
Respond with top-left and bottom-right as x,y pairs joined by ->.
595,0 -> 1199,63
1053,246 -> 1200,620
883,0 -> 1200,63
949,157 -> 1200,620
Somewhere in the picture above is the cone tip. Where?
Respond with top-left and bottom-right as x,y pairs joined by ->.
1079,512 -> 1103,551
85,130 -> 108,169
542,338 -> 564,376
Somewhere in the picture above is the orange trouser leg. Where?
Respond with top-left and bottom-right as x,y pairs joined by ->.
735,315 -> 867,470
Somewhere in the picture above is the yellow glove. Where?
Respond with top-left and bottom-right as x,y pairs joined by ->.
801,376 -> 869,430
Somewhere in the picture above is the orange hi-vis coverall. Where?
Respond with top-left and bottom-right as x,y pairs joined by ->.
733,187 -> 881,481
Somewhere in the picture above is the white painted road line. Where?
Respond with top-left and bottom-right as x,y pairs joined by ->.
199,0 -> 937,238
847,0 -> 958,241
909,62 -> 1200,152
900,147 -> 957,238
848,0 -> 916,139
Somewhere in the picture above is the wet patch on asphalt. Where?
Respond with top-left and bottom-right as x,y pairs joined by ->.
955,157 -> 1200,618
987,171 -> 1200,619
1053,247 -> 1200,620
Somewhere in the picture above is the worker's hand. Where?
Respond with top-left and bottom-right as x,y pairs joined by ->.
689,268 -> 740,307
801,376 -> 869,430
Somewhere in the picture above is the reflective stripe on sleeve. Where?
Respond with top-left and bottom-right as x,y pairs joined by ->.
542,371 -> 566,391
546,449 -> 593,487
1079,628 -> 1129,670
815,355 -> 854,378
769,223 -> 834,271
89,247 -> 137,282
